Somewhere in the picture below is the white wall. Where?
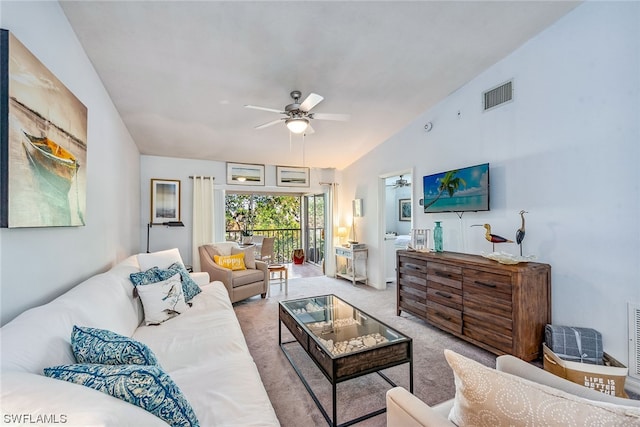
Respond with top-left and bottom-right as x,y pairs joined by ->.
140,155 -> 334,267
341,2 -> 640,365
0,2 -> 141,325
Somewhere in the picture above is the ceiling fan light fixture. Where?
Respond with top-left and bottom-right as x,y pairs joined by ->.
286,117 -> 309,134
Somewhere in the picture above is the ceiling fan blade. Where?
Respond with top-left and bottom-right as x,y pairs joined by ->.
304,124 -> 315,135
255,118 -> 284,129
244,105 -> 285,114
299,93 -> 324,112
311,113 -> 350,121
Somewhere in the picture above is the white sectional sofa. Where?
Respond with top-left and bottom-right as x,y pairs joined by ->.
1,249 -> 280,426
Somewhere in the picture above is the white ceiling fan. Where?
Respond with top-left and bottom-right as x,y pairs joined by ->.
388,175 -> 412,188
244,90 -> 350,134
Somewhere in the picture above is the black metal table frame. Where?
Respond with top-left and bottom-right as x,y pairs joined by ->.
279,315 -> 413,427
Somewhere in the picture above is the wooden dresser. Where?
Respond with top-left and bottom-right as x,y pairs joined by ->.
396,250 -> 551,361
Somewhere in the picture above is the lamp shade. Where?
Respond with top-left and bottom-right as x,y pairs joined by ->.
285,117 -> 309,134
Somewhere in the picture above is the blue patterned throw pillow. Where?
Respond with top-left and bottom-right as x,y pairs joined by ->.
43,364 -> 199,427
71,326 -> 158,366
158,262 -> 202,302
130,267 -> 161,286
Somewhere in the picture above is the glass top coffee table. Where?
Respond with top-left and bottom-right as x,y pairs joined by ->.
279,294 -> 413,427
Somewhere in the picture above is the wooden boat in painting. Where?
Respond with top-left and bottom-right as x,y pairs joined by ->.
22,130 -> 79,184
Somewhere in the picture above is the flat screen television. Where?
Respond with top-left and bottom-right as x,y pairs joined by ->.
423,163 -> 490,213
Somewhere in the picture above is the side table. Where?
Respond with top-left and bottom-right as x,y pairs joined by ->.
334,246 -> 368,285
267,264 -> 288,297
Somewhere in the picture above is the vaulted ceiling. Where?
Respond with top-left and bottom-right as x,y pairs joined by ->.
61,1 -> 580,170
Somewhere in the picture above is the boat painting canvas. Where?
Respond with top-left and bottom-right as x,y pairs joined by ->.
1,30 -> 88,228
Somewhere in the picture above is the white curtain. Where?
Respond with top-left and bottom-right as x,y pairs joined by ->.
192,176 -> 215,272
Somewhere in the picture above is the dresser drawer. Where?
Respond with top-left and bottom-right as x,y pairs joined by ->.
426,286 -> 462,310
463,321 -> 513,354
399,292 -> 427,316
399,272 -> 427,289
427,262 -> 462,291
399,258 -> 428,274
463,289 -> 512,319
463,269 -> 512,298
463,306 -> 513,336
426,301 -> 462,334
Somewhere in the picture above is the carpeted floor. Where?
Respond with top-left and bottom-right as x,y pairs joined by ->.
233,276 -> 496,426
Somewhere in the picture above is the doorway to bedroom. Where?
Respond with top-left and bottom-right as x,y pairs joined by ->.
381,170 -> 413,283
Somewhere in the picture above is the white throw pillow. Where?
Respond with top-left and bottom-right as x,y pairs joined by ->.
444,349 -> 640,426
210,242 -> 237,257
232,246 -> 256,269
137,248 -> 183,271
136,273 -> 189,325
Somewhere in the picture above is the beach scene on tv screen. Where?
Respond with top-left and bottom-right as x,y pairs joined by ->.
423,164 -> 489,212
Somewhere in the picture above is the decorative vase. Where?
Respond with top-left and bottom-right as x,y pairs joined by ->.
434,221 -> 443,252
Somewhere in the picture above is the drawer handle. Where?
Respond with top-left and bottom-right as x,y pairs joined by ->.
436,313 -> 451,321
435,291 -> 452,299
435,271 -> 452,278
475,281 -> 497,288
315,345 -> 325,357
296,325 -> 303,333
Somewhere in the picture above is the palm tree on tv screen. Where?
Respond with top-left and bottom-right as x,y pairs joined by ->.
423,170 -> 467,210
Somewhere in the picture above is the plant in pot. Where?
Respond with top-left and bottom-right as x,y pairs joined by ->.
241,228 -> 253,244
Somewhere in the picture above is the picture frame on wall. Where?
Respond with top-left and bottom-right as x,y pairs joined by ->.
353,198 -> 363,218
1,29 -> 88,228
399,199 -> 411,221
276,166 -> 310,187
226,162 -> 265,186
150,179 -> 181,224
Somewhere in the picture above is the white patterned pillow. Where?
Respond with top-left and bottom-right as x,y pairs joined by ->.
444,349 -> 640,426
43,364 -> 199,426
71,326 -> 158,365
137,273 -> 189,326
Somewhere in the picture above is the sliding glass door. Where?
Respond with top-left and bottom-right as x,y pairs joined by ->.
304,194 -> 325,266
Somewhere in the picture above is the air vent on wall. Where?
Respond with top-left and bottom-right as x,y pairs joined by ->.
483,80 -> 513,111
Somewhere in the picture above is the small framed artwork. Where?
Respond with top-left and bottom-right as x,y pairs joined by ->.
276,166 -> 310,187
353,199 -> 363,218
150,179 -> 181,224
226,162 -> 265,186
399,199 -> 411,221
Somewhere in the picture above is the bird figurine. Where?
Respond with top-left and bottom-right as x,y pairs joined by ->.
516,210 -> 528,255
472,224 -> 513,251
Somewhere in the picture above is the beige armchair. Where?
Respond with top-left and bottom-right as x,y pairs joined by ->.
199,243 -> 268,303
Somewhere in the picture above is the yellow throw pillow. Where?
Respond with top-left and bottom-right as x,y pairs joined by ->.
213,253 -> 246,271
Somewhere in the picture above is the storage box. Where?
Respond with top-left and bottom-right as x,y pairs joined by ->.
545,324 -> 603,364
543,344 -> 628,398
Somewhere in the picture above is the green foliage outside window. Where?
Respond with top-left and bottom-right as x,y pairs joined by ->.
225,194 -> 301,235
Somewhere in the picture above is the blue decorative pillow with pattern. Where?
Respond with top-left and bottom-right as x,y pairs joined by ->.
43,364 -> 199,427
158,262 -> 201,302
71,326 -> 159,366
129,267 -> 161,286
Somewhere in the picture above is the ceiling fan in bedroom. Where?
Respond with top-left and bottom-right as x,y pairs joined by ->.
388,175 -> 412,188
244,90 -> 350,134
